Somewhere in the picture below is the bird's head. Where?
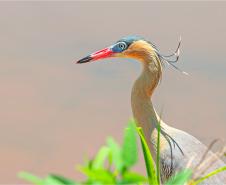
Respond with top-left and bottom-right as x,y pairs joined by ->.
76,35 -> 186,74
76,36 -> 158,64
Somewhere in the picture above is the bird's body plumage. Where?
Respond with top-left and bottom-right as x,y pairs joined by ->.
77,35 -> 226,184
131,45 -> 226,183
157,123 -> 226,183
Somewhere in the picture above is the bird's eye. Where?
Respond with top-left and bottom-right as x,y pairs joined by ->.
118,42 -> 127,50
111,42 -> 128,53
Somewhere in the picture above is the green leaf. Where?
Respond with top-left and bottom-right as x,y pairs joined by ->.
92,146 -> 110,170
43,175 -> 66,185
121,119 -> 138,169
191,166 -> 226,185
165,169 -> 192,185
120,171 -> 148,184
78,167 -> 115,184
46,174 -> 77,185
137,127 -> 158,185
18,171 -> 43,185
107,137 -> 123,172
18,172 -> 77,185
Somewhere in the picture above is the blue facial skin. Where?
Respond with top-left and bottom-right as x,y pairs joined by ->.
111,42 -> 127,53
118,35 -> 144,44
111,35 -> 145,53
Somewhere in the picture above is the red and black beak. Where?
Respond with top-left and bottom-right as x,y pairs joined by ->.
76,47 -> 113,64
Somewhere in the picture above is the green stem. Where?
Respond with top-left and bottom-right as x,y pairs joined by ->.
156,121 -> 161,184
192,166 -> 226,185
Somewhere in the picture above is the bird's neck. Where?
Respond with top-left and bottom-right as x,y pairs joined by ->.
131,56 -> 162,158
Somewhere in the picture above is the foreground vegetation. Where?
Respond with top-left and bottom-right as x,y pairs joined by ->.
18,119 -> 226,184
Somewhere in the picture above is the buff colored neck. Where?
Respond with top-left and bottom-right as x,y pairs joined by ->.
131,56 -> 162,162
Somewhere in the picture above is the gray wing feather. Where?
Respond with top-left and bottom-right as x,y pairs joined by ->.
158,126 -> 226,184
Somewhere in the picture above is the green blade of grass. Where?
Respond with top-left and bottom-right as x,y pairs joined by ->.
47,174 -> 77,185
43,175 -> 68,185
137,127 -> 158,185
18,171 -> 43,185
156,121 -> 161,185
191,166 -> 226,185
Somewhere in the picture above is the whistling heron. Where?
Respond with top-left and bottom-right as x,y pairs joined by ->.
76,36 -> 226,183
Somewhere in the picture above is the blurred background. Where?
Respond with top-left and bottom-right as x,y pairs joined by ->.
0,1 -> 226,183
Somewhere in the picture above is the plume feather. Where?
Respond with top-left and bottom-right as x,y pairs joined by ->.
154,36 -> 189,75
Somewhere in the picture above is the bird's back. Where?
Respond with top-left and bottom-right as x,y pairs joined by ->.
152,123 -> 226,184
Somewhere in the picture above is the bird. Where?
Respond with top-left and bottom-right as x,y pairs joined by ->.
76,35 -> 226,184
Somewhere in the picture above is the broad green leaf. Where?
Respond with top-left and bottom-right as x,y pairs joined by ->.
121,119 -> 138,168
78,166 -> 115,184
18,171 -> 43,185
165,169 -> 192,185
92,146 -> 110,170
191,166 -> 226,185
107,137 -> 123,172
137,127 -> 158,185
